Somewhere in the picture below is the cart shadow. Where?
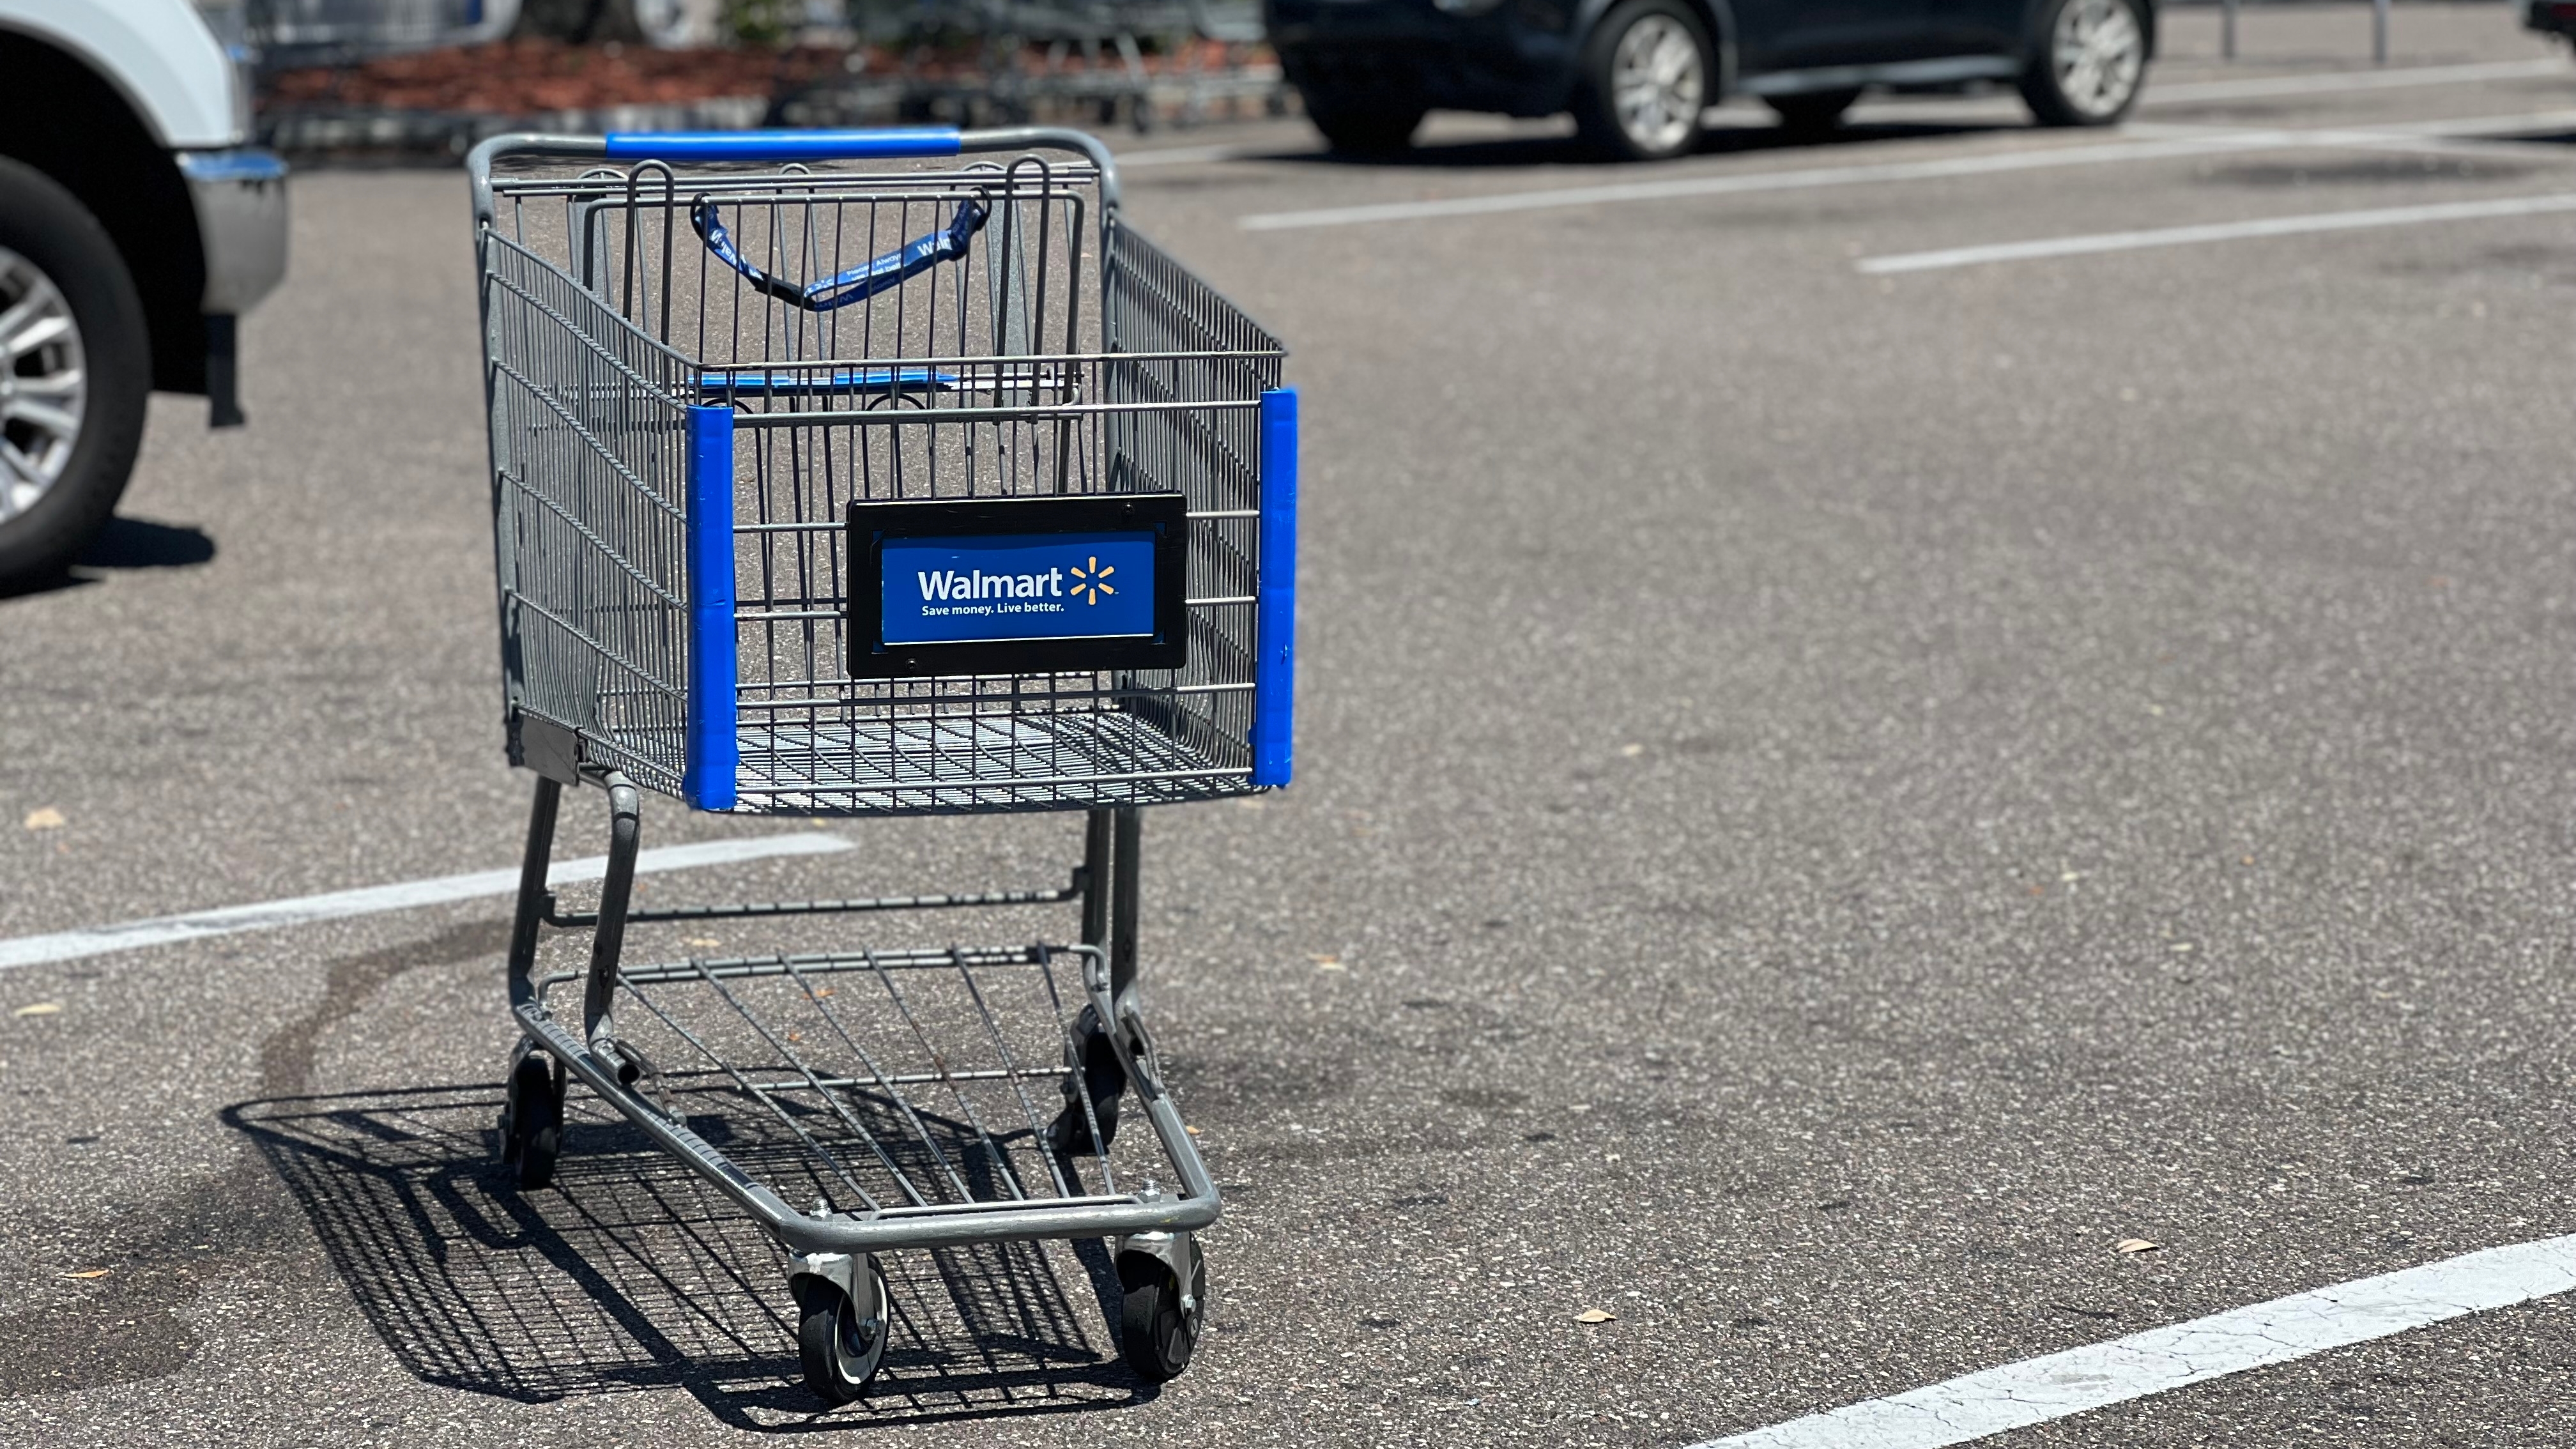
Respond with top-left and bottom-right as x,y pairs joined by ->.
223,1084 -> 1153,1432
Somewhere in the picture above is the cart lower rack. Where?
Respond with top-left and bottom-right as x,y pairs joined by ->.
466,123 -> 1291,1402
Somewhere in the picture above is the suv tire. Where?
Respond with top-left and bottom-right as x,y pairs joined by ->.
2021,0 -> 2149,127
1576,0 -> 1714,162
1767,88 -> 1862,135
0,158 -> 148,590
1303,91 -> 1427,155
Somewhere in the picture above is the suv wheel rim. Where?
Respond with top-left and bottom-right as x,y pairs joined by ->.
2052,0 -> 2145,118
0,245 -> 86,526
1611,14 -> 1704,153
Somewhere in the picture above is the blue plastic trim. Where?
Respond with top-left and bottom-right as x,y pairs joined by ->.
604,128 -> 965,162
175,148 -> 289,183
1251,388 -> 1298,788
683,405 -> 739,811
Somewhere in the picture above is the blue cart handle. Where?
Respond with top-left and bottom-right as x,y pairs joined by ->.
691,194 -> 988,312
606,128 -> 963,162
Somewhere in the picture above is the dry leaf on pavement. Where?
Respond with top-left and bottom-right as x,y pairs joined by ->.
12,1002 -> 62,1018
22,808 -> 64,831
2115,1239 -> 2159,1254
59,1269 -> 111,1280
1574,1307 -> 1616,1324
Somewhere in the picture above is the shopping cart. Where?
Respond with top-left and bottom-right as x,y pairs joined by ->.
463,125 -> 1292,1401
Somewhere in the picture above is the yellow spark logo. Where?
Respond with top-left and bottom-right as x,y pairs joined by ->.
1068,556 -> 1116,606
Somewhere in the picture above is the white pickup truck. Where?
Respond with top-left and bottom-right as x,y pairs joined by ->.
0,0 -> 287,585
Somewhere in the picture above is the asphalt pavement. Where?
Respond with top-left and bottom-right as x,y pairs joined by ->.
8,4 -> 2576,1445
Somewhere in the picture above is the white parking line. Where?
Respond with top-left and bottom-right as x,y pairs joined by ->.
1234,55 -> 2575,233
2145,57 -> 2567,105
2221,104 -> 2576,140
0,831 -> 854,972
1238,131 -> 2296,231
1698,1233 -> 2576,1449
1151,61 -> 2558,192
1118,142 -> 1260,168
1857,190 -> 2576,273
2125,116 -> 2576,165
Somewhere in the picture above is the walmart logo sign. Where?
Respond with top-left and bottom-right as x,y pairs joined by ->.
910,554 -> 1116,607
1068,556 -> 1115,605
880,531 -> 1154,646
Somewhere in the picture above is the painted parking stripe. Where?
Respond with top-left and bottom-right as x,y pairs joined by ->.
1119,142 -> 1262,168
1239,131 -> 2298,231
2130,105 -> 2576,142
1857,190 -> 2576,273
0,831 -> 853,972
1236,55 -> 2576,233
2205,105 -> 2576,140
1698,1233 -> 2576,1449
2122,118 -> 2576,165
2116,109 -> 2576,169
1148,61 -> 2558,188
2144,57 -> 2567,106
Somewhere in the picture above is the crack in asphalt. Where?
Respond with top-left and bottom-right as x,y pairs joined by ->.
0,920 -> 508,1401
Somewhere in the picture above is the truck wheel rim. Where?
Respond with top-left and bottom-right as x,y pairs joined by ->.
2053,0 -> 2145,117
0,246 -> 86,526
1611,14 -> 1705,153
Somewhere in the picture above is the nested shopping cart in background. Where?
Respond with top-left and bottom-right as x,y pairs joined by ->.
464,124 -> 1292,1400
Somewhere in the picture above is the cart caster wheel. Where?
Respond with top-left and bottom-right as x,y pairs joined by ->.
794,1256 -> 889,1405
1117,1237 -> 1205,1383
499,1048 -> 563,1191
1049,1004 -> 1124,1156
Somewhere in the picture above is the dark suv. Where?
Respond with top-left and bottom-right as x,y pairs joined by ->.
1264,0 -> 2156,160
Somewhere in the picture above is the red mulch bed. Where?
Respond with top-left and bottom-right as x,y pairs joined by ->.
262,39 -> 850,113
263,37 -> 1265,115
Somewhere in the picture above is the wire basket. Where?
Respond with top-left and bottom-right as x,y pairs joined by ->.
476,134 -> 1294,816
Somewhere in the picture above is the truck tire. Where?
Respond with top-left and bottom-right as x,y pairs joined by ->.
1767,88 -> 1862,135
0,157 -> 150,590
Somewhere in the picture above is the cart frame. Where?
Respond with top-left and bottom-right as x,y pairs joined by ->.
463,125 -> 1287,1398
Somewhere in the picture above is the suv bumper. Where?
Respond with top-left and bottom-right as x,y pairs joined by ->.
1265,0 -> 1582,116
176,148 -> 289,316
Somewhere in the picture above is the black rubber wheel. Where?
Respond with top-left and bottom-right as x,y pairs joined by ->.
1301,90 -> 1426,155
0,158 -> 150,592
1117,1241 -> 1205,1384
1048,1004 -> 1126,1156
1767,88 -> 1862,134
500,1048 -> 564,1190
1574,0 -> 1714,162
2020,0 -> 2150,127
795,1259 -> 889,1406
